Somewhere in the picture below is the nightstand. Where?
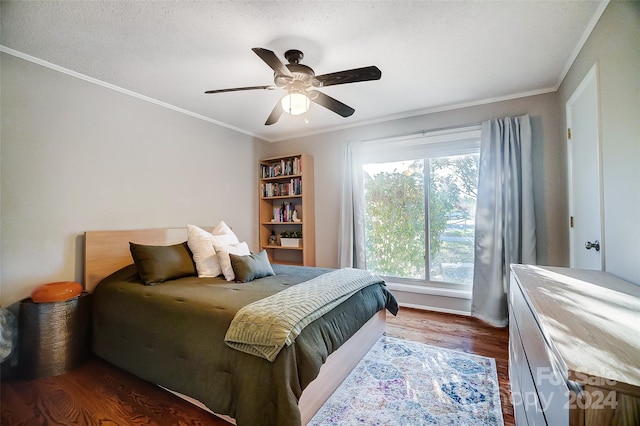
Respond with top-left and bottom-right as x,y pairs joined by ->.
18,291 -> 91,379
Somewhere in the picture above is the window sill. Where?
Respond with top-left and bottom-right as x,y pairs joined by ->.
386,282 -> 472,300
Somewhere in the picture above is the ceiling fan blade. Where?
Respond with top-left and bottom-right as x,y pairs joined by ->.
265,100 -> 284,125
252,48 -> 293,77
308,90 -> 355,117
204,85 -> 275,94
314,66 -> 381,87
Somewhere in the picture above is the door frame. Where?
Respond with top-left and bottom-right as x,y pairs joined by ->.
566,62 -> 606,270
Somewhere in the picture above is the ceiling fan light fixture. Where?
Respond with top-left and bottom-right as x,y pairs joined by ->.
281,91 -> 310,116
206,48 -> 381,125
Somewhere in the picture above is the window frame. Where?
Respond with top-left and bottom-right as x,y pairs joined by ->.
362,125 -> 481,291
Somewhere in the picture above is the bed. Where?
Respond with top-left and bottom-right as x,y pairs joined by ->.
85,227 -> 398,426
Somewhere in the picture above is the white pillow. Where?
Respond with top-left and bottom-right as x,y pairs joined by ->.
211,221 -> 239,243
186,222 -> 240,277
215,241 -> 250,281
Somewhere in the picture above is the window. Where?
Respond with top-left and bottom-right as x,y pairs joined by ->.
362,126 -> 480,288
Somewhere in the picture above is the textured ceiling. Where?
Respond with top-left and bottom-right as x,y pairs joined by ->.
1,1 -> 606,142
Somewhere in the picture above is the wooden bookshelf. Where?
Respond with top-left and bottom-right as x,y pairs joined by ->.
259,154 -> 315,266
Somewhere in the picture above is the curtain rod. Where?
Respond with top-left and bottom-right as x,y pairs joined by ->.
362,121 -> 482,145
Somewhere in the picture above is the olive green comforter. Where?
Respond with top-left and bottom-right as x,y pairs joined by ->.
92,264 -> 398,426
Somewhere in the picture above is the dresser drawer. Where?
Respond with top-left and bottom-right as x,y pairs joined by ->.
510,310 -> 532,425
511,275 -> 570,426
510,304 -> 547,425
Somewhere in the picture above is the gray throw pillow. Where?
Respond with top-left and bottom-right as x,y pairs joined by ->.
230,250 -> 275,283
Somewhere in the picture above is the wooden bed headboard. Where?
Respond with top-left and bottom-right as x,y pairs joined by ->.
84,227 -> 211,292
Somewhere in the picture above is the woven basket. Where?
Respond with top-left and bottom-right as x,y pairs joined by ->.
18,292 -> 91,379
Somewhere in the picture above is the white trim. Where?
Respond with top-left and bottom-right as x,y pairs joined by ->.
362,125 -> 480,163
0,45 -> 266,142
387,282 -> 472,300
397,302 -> 470,317
363,125 -> 481,147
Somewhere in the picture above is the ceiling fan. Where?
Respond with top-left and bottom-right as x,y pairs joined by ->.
205,48 -> 382,125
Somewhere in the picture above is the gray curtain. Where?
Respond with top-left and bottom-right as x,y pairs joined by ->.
472,115 -> 536,327
338,141 -> 366,269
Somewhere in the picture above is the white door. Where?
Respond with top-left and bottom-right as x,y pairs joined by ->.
566,64 -> 604,270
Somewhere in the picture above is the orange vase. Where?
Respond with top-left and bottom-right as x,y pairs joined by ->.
31,281 -> 83,303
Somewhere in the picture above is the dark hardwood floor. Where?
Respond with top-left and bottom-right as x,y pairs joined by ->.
1,308 -> 513,425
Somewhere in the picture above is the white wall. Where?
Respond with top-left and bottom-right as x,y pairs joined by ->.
0,53 -> 263,307
267,93 -> 567,271
558,1 -> 640,285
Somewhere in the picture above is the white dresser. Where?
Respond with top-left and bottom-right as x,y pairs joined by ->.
509,265 -> 640,425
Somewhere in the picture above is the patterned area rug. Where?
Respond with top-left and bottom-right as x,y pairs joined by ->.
309,335 -> 503,426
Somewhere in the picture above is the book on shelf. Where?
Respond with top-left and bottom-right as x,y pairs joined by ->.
261,177 -> 302,197
271,202 -> 299,223
260,157 -> 302,179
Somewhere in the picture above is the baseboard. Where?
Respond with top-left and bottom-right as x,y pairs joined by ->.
398,302 -> 471,316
